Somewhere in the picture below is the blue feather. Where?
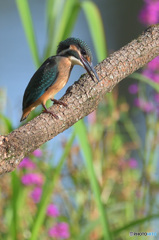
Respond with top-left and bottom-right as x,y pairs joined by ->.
22,57 -> 58,110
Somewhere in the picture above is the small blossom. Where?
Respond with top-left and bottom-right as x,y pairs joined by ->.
154,93 -> 159,103
31,187 -> 42,203
47,204 -> 60,217
151,73 -> 159,83
128,84 -> 138,94
143,69 -> 159,83
147,57 -> 159,71
142,68 -> 154,79
138,1 -> 159,25
33,149 -> 42,158
128,158 -> 138,169
48,222 -> 70,239
134,98 -> 154,113
18,157 -> 36,169
88,111 -> 96,124
21,173 -> 43,186
143,101 -> 154,113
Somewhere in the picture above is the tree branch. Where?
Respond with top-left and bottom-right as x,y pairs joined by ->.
0,25 -> 159,174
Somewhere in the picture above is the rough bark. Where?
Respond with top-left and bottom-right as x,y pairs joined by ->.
0,25 -> 159,174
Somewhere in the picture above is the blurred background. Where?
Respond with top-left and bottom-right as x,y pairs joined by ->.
0,0 -> 159,239
0,0 -> 143,125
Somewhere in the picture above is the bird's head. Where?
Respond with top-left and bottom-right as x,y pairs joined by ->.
57,37 -> 99,82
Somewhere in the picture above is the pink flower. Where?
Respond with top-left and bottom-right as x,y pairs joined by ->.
18,157 -> 36,169
151,73 -> 159,83
48,222 -> 70,239
142,68 -> 154,79
31,187 -> 42,203
33,149 -> 42,158
147,57 -> 159,71
128,84 -> 138,94
138,1 -> 159,25
143,102 -> 154,113
88,111 -> 96,124
154,93 -> 159,103
128,158 -> 138,169
21,173 -> 43,186
134,98 -> 154,113
47,204 -> 60,217
142,69 -> 159,83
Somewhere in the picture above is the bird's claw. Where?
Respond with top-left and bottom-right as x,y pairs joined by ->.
51,99 -> 68,107
42,109 -> 59,119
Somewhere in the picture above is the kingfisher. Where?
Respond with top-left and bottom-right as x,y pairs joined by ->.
20,37 -> 99,121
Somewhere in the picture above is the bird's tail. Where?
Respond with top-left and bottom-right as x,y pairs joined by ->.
20,109 -> 30,122
20,115 -> 27,122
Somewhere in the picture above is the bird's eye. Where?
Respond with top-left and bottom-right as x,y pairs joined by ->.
81,49 -> 86,55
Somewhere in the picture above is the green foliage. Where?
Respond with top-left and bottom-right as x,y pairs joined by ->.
15,0 -> 40,67
29,133 -> 75,240
131,72 -> 159,92
81,1 -> 107,61
1,1 -> 159,240
0,113 -> 13,133
45,0 -> 80,58
74,120 -> 112,240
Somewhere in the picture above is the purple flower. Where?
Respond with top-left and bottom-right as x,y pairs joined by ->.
139,1 -> 159,91
18,157 -> 36,169
128,158 -> 138,169
48,222 -> 70,239
134,98 -> 154,113
143,101 -> 154,113
47,204 -> 60,217
128,84 -> 138,94
143,68 -> 159,83
139,1 -> 159,25
21,173 -> 43,186
88,111 -> 96,124
151,73 -> 159,83
142,68 -> 152,78
31,187 -> 42,203
33,149 -> 42,158
154,93 -> 159,103
147,57 -> 159,71
134,98 -> 143,108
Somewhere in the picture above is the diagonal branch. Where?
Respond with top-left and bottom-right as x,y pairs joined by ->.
0,25 -> 159,174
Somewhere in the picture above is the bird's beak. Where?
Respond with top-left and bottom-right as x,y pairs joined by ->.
80,56 -> 100,82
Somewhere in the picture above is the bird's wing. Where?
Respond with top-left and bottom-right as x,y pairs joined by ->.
22,57 -> 58,110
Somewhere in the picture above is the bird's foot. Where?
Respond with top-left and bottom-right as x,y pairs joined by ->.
42,104 -> 59,119
42,109 -> 59,119
51,99 -> 67,107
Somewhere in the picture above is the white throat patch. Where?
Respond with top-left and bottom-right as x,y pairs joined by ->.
69,56 -> 83,67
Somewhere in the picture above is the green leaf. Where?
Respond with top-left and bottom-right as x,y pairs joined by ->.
74,120 -> 112,240
0,113 -> 13,133
77,219 -> 99,240
113,214 -> 159,235
81,1 -> 107,62
15,0 -> 40,67
29,132 -> 75,240
45,0 -> 65,57
62,0 -> 80,40
6,171 -> 27,240
10,172 -> 21,240
45,0 -> 80,57
130,73 -> 159,92
112,134 -> 123,153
